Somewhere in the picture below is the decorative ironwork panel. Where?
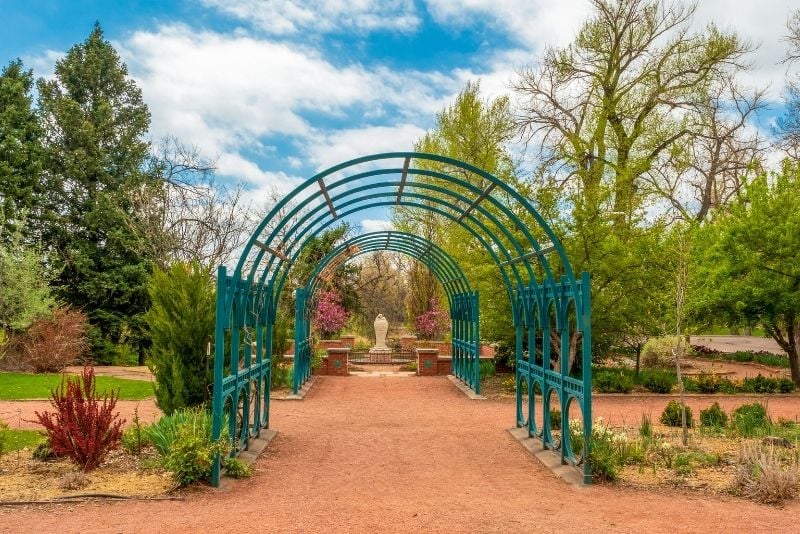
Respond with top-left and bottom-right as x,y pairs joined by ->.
211,266 -> 273,486
515,271 -> 592,483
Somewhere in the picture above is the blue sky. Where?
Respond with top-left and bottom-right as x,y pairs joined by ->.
2,0 -> 797,231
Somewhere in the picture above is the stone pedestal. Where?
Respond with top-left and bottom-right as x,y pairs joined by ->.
324,347 -> 350,376
416,348 -> 439,376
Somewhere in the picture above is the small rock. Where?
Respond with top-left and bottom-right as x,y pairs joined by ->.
761,436 -> 794,448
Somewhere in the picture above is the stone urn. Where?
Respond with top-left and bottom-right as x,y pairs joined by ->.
373,314 -> 389,349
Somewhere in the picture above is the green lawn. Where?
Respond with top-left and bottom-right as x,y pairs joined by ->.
0,428 -> 44,451
0,372 -> 154,401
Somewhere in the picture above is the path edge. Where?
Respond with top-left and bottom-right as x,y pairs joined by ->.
506,427 -> 585,488
273,375 -> 319,401
219,428 -> 278,490
447,375 -> 486,400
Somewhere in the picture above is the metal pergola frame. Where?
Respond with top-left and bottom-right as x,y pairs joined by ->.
211,152 -> 593,485
290,231 -> 479,394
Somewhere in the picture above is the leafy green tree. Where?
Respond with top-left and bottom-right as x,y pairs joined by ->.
509,0 -> 754,359
691,162 -> 800,385
37,24 -> 153,363
0,229 -> 54,333
145,262 -> 215,414
0,59 -> 43,243
513,0 -> 751,217
395,81 -> 519,345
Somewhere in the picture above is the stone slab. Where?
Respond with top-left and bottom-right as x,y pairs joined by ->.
446,374 -> 485,400
219,428 -> 278,490
276,375 -> 318,401
506,427 -> 585,488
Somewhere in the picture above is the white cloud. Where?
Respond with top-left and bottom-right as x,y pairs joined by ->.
202,0 -> 420,35
305,123 -> 427,171
121,25 -> 379,155
692,0 -> 796,98
360,218 -> 394,232
425,0 -> 588,51
427,0 -> 796,102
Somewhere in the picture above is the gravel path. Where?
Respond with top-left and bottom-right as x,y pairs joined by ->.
2,375 -> 799,533
692,335 -> 783,354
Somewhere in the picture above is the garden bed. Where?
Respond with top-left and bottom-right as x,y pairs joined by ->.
0,447 -> 174,502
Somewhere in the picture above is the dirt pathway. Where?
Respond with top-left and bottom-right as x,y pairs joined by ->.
1,376 -> 798,533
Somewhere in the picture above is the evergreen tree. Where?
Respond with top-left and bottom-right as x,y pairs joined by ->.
144,263 -> 216,414
0,59 -> 43,243
145,261 -> 215,414
37,24 -> 153,363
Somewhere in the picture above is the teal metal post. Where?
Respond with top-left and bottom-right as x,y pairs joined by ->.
581,271 -> 593,483
211,266 -> 227,487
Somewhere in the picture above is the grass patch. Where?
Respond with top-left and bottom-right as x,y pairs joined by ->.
0,372 -> 154,400
1,429 -> 45,451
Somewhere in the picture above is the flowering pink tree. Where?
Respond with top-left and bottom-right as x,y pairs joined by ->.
314,290 -> 349,337
415,298 -> 450,340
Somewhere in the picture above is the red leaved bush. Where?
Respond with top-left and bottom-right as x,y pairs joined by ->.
22,307 -> 88,373
34,366 -> 125,471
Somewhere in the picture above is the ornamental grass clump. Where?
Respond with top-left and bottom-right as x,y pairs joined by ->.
34,365 -> 125,471
735,442 -> 800,504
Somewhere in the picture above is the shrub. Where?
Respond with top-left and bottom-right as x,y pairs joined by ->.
146,407 -> 212,456
674,450 -> 720,476
164,425 -> 227,486
314,290 -> 348,337
223,457 -> 252,478
500,376 -> 516,393
641,336 -> 680,369
20,307 -> 88,373
479,360 -> 496,380
569,419 -> 629,482
414,298 -> 449,340
732,403 -> 770,437
639,413 -> 653,439
34,366 -> 125,471
642,372 -> 675,393
0,234 -> 54,333
778,378 -> 796,393
735,442 -> 800,504
0,422 -> 7,459
272,364 -> 293,390
660,400 -> 694,428
32,438 -> 57,461
550,409 -> 562,431
594,369 -> 634,393
700,402 -> 728,428
145,261 -> 216,416
121,407 -> 151,456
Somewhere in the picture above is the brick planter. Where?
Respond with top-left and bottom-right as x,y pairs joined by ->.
416,348 -> 439,376
437,356 -> 452,376
325,347 -> 350,376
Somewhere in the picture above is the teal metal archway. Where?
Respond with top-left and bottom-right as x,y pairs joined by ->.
291,231 -> 480,395
211,152 -> 593,486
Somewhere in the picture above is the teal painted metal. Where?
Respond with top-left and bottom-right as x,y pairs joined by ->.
211,152 -> 592,486
211,265 -> 273,485
297,231 -> 480,392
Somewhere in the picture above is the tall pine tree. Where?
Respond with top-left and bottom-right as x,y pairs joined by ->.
37,24 -> 153,363
0,59 -> 43,244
